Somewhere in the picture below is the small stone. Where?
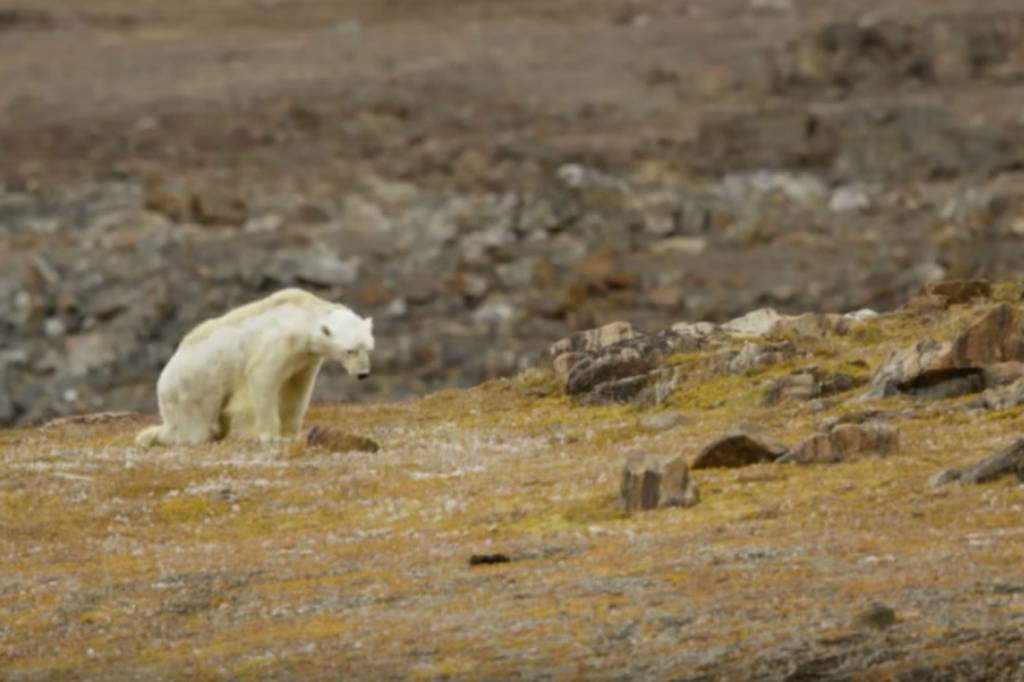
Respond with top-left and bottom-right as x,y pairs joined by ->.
855,604 -> 896,630
621,453 -> 699,513
773,313 -> 851,339
762,368 -> 862,406
829,185 -> 872,213
640,411 -> 685,432
721,308 -> 785,337
929,468 -> 962,488
670,320 -> 718,339
243,213 -> 283,233
43,317 -> 66,339
844,308 -> 878,322
649,236 -> 707,255
192,188 -> 247,226
722,342 -> 800,375
469,553 -> 511,566
922,279 -> 993,307
692,433 -> 787,469
382,297 -> 408,319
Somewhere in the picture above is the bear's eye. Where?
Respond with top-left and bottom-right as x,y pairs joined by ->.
321,325 -> 332,337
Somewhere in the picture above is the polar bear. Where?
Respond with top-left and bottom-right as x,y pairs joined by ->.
136,288 -> 374,446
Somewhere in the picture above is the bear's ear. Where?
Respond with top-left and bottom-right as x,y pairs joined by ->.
321,325 -> 332,337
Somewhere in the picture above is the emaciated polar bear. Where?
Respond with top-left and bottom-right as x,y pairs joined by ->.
136,288 -> 374,446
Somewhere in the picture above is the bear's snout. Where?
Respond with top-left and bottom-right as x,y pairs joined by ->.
357,372 -> 370,381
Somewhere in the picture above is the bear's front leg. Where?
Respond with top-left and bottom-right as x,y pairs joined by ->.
279,360 -> 323,438
226,389 -> 283,442
226,348 -> 290,442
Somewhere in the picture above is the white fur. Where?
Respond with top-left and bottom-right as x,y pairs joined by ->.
136,288 -> 374,446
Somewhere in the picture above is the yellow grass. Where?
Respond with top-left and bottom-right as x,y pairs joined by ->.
3,295 -> 1024,678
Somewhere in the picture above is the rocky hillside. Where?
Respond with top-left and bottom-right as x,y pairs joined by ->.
3,282 -> 1024,679
4,2 -> 1024,425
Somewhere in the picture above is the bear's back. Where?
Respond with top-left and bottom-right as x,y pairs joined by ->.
180,288 -> 334,349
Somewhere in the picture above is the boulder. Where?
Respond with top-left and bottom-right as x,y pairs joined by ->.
621,453 -> 699,513
692,433 -> 787,469
565,352 -> 653,399
862,305 -> 1024,401
787,422 -> 899,464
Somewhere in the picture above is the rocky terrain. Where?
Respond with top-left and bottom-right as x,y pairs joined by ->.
4,0 -> 1024,425
4,282 -> 1024,679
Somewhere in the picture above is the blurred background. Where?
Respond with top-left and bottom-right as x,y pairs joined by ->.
2,0 -> 1024,425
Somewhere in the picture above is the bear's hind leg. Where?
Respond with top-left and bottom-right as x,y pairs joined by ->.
159,391 -> 223,445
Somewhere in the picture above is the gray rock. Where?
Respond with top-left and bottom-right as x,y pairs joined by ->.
43,317 -> 66,339
829,185 -> 872,213
621,453 -> 699,513
791,422 -> 900,464
549,321 -> 640,359
762,368 -> 863,406
929,468 -> 962,488
958,439 -> 1024,485
267,249 -> 359,287
670,320 -> 718,340
863,304 -> 1024,401
967,377 -> 1024,411
721,307 -> 785,337
721,342 -> 800,375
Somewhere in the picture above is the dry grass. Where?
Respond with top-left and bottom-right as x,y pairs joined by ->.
3,298 -> 1024,679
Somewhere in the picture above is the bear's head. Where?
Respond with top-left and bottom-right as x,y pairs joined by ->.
312,307 -> 375,380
